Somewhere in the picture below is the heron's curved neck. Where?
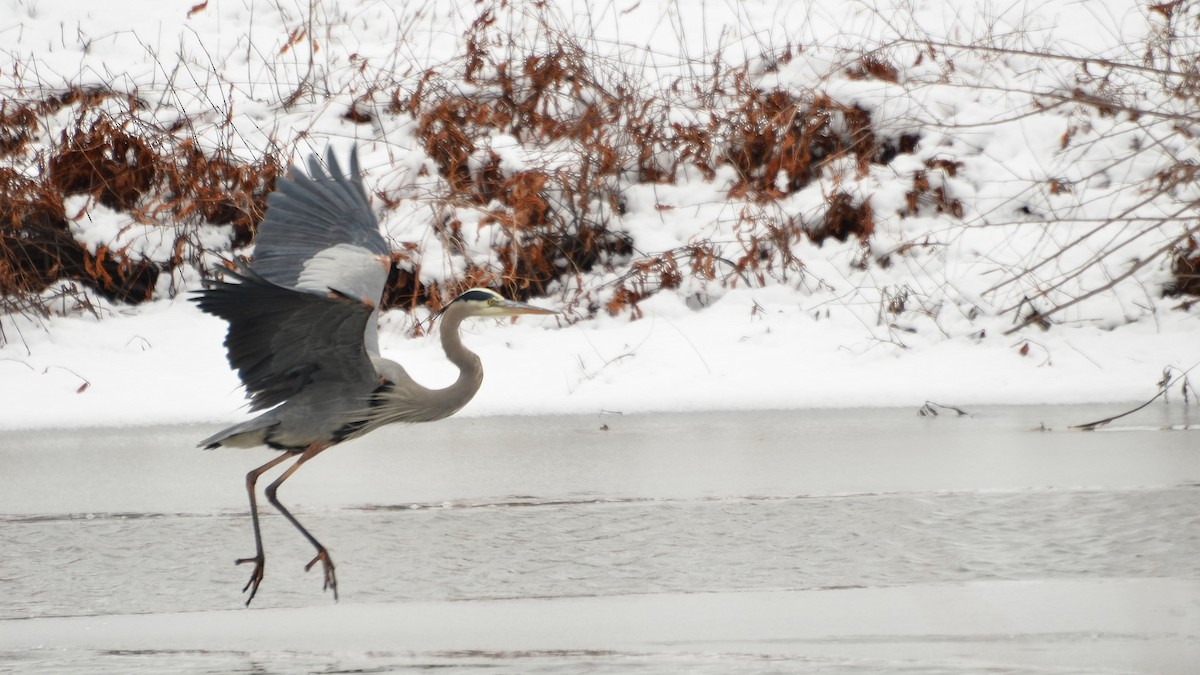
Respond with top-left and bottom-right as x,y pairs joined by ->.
438,306 -> 484,397
358,305 -> 485,429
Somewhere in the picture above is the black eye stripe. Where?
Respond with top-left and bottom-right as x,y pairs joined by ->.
457,290 -> 498,303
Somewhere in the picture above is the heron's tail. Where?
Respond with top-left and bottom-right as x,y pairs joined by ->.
198,417 -> 276,449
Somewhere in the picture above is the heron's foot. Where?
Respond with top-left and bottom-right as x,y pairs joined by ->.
305,549 -> 338,601
236,554 -> 265,606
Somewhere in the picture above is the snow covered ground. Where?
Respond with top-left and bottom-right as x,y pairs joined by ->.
1,288 -> 1198,429
2,0 -> 1198,428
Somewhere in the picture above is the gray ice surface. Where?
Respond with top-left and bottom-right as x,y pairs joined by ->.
1,405 -> 1198,673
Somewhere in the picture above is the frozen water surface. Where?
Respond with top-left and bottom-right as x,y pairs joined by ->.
1,406 -> 1198,674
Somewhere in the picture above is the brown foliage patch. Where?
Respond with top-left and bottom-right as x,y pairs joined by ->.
1,168 -> 158,305
1166,235 -> 1200,300
394,3 -> 639,308
605,251 -> 684,319
49,116 -> 157,211
381,247 -> 431,315
903,158 -> 965,218
725,89 -> 880,200
1,87 -> 281,319
160,141 -> 280,247
1,169 -> 69,297
0,102 -> 38,157
810,192 -> 875,245
847,56 -> 900,83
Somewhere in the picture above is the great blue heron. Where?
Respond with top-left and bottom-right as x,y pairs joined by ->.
194,147 -> 555,605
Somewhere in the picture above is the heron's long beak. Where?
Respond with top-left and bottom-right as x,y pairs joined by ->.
499,299 -> 558,316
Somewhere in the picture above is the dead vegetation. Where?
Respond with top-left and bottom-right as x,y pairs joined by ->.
1166,234 -> 1200,304
376,0 -> 915,318
2,0 -> 1198,343
0,85 -> 283,327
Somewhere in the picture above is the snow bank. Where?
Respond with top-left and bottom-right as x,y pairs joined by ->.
1,0 -> 1197,429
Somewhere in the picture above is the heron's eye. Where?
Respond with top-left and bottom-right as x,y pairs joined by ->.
487,298 -> 498,306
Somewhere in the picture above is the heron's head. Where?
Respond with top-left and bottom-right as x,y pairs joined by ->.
441,288 -> 557,320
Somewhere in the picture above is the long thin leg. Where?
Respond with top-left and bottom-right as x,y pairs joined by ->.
264,443 -> 337,600
239,452 -> 294,606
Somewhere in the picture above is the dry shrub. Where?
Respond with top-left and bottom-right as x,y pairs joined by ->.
605,251 -> 685,319
1,168 -> 70,299
1,87 -> 144,319
381,245 -> 431,315
2,91 -> 161,311
407,91 -> 499,195
49,114 -> 157,211
388,3 -> 931,319
393,0 -> 635,306
0,85 -> 282,326
1145,0 -> 1200,101
4,0 -> 960,334
400,4 -> 622,193
0,102 -> 38,157
1166,234 -> 1200,301
724,89 -> 880,200
1,166 -> 158,306
160,141 -> 281,247
847,55 -> 901,83
1144,5 -> 1200,303
1,86 -> 127,159
810,192 -> 875,245
391,0 -> 928,319
731,208 -> 806,285
903,158 -> 964,218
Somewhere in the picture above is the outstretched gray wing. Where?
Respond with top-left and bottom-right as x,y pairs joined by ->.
194,266 -> 379,412
251,146 -> 392,355
252,147 -> 389,293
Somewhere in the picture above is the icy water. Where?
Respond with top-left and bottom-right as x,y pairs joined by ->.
2,405 -> 1198,673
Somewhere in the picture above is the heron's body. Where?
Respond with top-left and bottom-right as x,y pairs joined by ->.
197,293 -> 483,451
193,147 -> 553,604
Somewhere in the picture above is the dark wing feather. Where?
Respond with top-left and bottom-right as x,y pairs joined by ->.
251,146 -> 389,290
193,266 -> 379,411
